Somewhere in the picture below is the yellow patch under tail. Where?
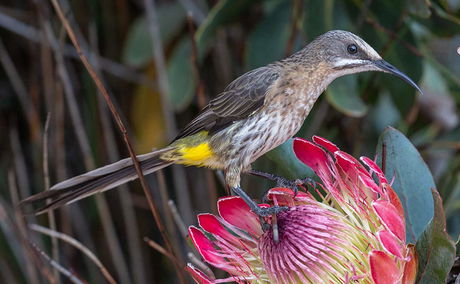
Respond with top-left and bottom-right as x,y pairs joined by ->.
162,131 -> 215,167
177,142 -> 213,166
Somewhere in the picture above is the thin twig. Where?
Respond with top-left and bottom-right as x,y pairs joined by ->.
363,15 -> 422,57
37,7 -> 57,119
0,38 -> 41,139
47,0 -> 185,282
52,70 -> 105,282
168,200 -> 188,239
43,20 -> 132,284
43,113 -> 60,283
29,224 -> 118,284
143,0 -> 193,231
0,10 -> 153,87
29,241 -> 85,284
9,124 -> 32,200
381,142 -> 387,174
143,237 -> 175,261
205,170 -> 218,213
95,48 -> 147,284
285,0 -> 303,56
187,12 -> 206,109
155,170 -> 184,264
142,0 -> 177,139
6,172 -> 41,284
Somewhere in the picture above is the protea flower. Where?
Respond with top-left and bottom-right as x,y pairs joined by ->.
187,136 -> 417,284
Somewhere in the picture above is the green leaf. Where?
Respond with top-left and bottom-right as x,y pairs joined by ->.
122,2 -> 186,67
416,189 -> 456,284
265,139 -> 314,180
167,38 -> 195,111
195,0 -> 255,54
326,76 -> 368,117
245,0 -> 291,69
370,92 -> 401,134
376,127 -> 435,243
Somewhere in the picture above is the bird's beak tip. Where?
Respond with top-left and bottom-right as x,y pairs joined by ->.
373,60 -> 423,95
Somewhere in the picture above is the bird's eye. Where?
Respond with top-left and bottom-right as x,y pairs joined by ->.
347,44 -> 358,54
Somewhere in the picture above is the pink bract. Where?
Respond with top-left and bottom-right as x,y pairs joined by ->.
187,136 -> 417,284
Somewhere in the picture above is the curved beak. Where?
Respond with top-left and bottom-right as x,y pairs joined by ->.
373,60 -> 423,94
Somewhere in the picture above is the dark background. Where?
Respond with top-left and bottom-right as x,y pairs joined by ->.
0,0 -> 459,283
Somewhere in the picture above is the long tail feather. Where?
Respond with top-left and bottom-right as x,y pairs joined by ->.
21,148 -> 174,215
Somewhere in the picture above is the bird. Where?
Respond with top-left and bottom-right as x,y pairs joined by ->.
21,30 -> 422,216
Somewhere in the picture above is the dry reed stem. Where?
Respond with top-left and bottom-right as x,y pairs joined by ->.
143,237 -> 175,261
43,113 -> 60,283
47,0 -> 186,282
29,241 -> 85,284
44,20 -> 133,284
142,0 -> 193,227
30,224 -> 118,284
0,11 -> 153,87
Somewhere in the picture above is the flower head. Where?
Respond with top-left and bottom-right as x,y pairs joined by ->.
188,136 -> 417,284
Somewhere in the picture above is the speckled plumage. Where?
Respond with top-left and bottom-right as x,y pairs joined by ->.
207,62 -> 332,187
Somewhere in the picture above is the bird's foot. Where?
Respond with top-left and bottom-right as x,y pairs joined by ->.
250,170 -> 316,197
230,186 -> 287,243
231,186 -> 288,217
252,205 -> 289,217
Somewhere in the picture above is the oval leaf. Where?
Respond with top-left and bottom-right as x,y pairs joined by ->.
376,127 -> 434,243
167,38 -> 195,111
326,76 -> 368,117
122,2 -> 186,67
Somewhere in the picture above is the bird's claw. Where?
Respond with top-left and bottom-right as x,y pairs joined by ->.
253,205 -> 288,217
273,176 -> 316,196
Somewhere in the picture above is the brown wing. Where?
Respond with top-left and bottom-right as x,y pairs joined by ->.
174,65 -> 280,140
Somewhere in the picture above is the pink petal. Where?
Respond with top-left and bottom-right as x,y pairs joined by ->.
266,188 -> 296,207
188,226 -> 225,266
377,230 -> 404,259
369,250 -> 400,284
402,245 -> 418,284
312,136 -> 339,153
359,173 -> 382,195
293,138 -> 328,173
383,184 -> 405,220
335,151 -> 360,181
217,196 -> 263,237
198,214 -> 242,247
360,157 -> 388,184
373,201 -> 406,242
187,263 -> 214,284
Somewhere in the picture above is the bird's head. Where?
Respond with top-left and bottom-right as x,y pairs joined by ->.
300,30 -> 422,93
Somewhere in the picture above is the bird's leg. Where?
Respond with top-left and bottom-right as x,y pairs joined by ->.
231,186 -> 288,217
249,169 -> 316,197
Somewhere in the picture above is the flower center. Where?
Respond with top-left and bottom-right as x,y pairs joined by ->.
258,205 -> 364,283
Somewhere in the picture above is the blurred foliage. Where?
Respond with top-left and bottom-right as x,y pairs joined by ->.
0,0 -> 459,283
416,190 -> 456,284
